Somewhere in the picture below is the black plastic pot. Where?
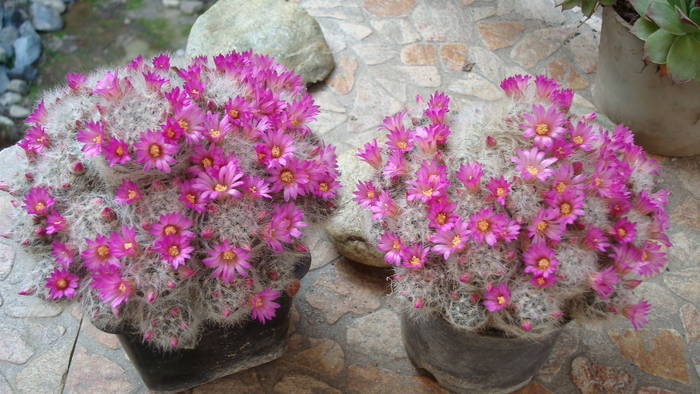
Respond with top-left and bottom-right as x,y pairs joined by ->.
401,313 -> 561,394
100,253 -> 311,392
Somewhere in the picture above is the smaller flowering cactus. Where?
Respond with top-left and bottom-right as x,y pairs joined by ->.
355,76 -> 670,337
6,50 -> 339,350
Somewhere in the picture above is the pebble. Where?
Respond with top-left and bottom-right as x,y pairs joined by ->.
0,115 -> 13,129
30,2 -> 64,32
180,0 -> 204,14
163,0 -> 181,7
11,34 -> 41,75
0,69 -> 9,93
0,92 -> 22,106
7,79 -> 28,94
35,0 -> 67,14
9,105 -> 30,118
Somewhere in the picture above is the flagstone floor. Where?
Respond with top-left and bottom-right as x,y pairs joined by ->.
0,0 -> 699,393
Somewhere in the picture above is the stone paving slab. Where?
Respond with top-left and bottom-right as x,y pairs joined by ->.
0,0 -> 699,393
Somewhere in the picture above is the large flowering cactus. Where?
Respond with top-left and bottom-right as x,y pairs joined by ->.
354,75 -> 670,337
5,51 -> 339,350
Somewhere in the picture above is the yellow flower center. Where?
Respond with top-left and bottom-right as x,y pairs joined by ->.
148,143 -> 161,158
118,283 -> 127,293
116,145 -> 124,156
163,225 -> 178,236
496,187 -> 505,197
409,256 -> 421,266
451,235 -> 462,248
422,188 -> 434,197
255,297 -> 264,308
366,190 -> 375,199
123,242 -> 133,250
617,228 -> 627,238
477,219 -> 490,233
166,128 -> 176,138
190,88 -> 199,95
270,146 -> 282,158
97,245 -> 110,257
536,221 -> 548,232
392,240 -> 401,250
593,177 -> 602,187
536,277 -> 546,286
497,296 -> 506,305
56,278 -> 68,289
229,109 -> 239,119
209,129 -> 221,138
34,202 -> 45,211
186,194 -> 196,204
222,250 -> 237,261
535,123 -> 549,136
178,119 -> 189,132
280,170 -> 294,184
214,184 -> 228,192
436,213 -> 447,225
319,182 -> 329,192
560,202 -> 572,215
537,258 -> 550,270
573,135 -> 584,144
526,166 -> 539,175
128,190 -> 137,199
556,182 -> 567,193
396,141 -> 408,150
168,245 -> 180,257
92,135 -> 102,144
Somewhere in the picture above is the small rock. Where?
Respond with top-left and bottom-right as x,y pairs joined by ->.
347,76 -> 402,132
334,20 -> 373,41
362,0 -> 416,17
4,296 -> 63,318
7,79 -> 27,94
179,0 -> 204,14
608,329 -> 689,383
286,338 -> 345,377
546,57 -> 588,90
26,323 -> 66,346
0,69 -> 8,94
186,0 -> 334,84
30,3 -> 64,32
537,328 -> 580,383
18,22 -> 38,38
664,266 -> 700,303
81,319 -> 120,350
369,18 -> 420,45
9,105 -> 30,119
510,27 -> 574,68
327,55 -> 358,95
0,92 -> 22,106
163,0 -> 180,7
680,303 -> 700,343
412,0 -> 468,42
64,346 -> 134,393
352,42 -> 395,65
439,43 -> 468,71
570,356 -> 633,394
273,375 -> 341,394
0,26 -> 19,46
478,21 -> 525,50
35,0 -> 67,13
346,364 -> 448,393
400,43 -> 436,65
346,309 -> 406,360
387,65 -> 441,88
0,326 -> 34,364
16,341 -> 73,394
11,35 -> 41,75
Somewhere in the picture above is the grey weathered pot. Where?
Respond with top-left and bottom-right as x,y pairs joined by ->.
593,7 -> 700,157
98,253 -> 310,392
401,313 -> 561,394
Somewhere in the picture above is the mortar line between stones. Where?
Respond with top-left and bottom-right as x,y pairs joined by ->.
60,314 -> 83,394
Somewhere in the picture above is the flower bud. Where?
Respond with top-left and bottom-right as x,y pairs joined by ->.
459,274 -> 470,283
146,289 -> 157,303
170,336 -> 178,347
414,298 -> 425,309
287,279 -> 301,297
267,271 -> 278,280
71,162 -> 85,174
100,207 -> 116,222
143,330 -> 154,341
521,320 -> 532,331
18,286 -> 36,296
486,136 -> 496,147
166,281 -> 176,289
24,173 -> 34,181
223,307 -> 231,317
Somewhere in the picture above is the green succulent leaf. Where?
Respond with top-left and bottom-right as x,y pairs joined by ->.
632,17 -> 661,39
558,0 -> 580,11
645,29 -> 677,62
581,0 -> 598,16
647,0 -> 688,34
675,5 -> 700,32
690,7 -> 700,25
668,0 -> 688,14
630,0 -> 652,15
667,34 -> 700,80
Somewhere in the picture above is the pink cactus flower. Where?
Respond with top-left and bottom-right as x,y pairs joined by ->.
622,300 -> 650,330
203,240 -> 252,283
267,158 -> 310,201
520,104 -> 566,149
114,179 -> 141,205
76,121 -> 107,157
590,267 -> 619,299
383,151 -> 408,179
370,190 -> 399,220
257,129 -> 296,168
527,208 -> 563,243
426,197 -> 458,230
523,243 -> 558,278
51,241 -> 74,268
468,208 -> 503,246
66,72 -> 87,90
243,176 -> 273,199
483,283 -> 510,311
485,176 -> 511,206
455,162 -> 483,192
134,131 -> 178,172
195,161 -> 244,200
499,74 -> 531,99
353,181 -> 378,208
18,125 -> 50,155
533,75 -> 559,100
154,235 -> 194,269
109,226 -> 139,258
102,138 -> 131,167
93,71 -> 122,99
430,219 -> 469,259
570,121 -> 597,151
148,212 -> 195,240
22,186 -> 55,216
91,267 -> 134,308
250,288 -> 281,323
511,147 -> 557,182
401,243 -> 429,269
82,234 -> 121,271
582,226 -> 610,252
44,210 -> 67,234
357,140 -> 383,169
377,232 -> 404,266
45,268 -> 79,299
546,189 -> 585,225
610,217 -> 637,244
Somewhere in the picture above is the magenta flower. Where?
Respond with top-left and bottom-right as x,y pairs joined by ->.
570,121 -> 596,151
203,240 -> 252,283
383,151 -> 408,179
250,288 -> 281,323
267,158 -> 310,201
357,140 -> 383,169
455,162 -> 482,192
354,181 -> 378,208
188,144 -> 227,175
262,219 -> 289,253
161,117 -> 184,142
91,267 -> 134,308
51,241 -> 74,268
430,219 -> 469,259
312,175 -> 340,200
527,208 -> 563,243
154,235 -> 193,269
257,129 -> 296,168
82,235 -> 121,271
610,217 -> 636,244
634,241 -> 666,277
622,300 -> 650,330
546,189 -> 585,225
174,104 -> 205,144
407,161 -> 448,203
498,218 -> 521,243
76,121 -> 106,157
66,72 -> 86,90
534,75 -> 559,100
25,100 -> 47,125
223,96 -> 253,124
520,104 -> 566,149
547,163 -> 584,197
18,125 -> 50,155
468,208 -> 502,246
384,119 -> 414,153
271,203 -> 307,240
22,186 -> 55,216
134,131 -> 178,172
511,147 -> 557,182
582,226 -> 610,252
550,138 -> 573,159
401,243 -> 429,269
109,226 -> 139,258
203,112 -> 233,143
483,283 -> 510,311
93,71 -> 122,99
178,180 -> 206,213
485,176 -> 511,206
195,161 -> 244,200
377,232 -> 404,266
44,210 -> 67,234
523,243 -> 558,278
424,92 -> 450,123
530,274 -> 559,288
243,176 -> 272,199
370,190 -> 399,220
143,71 -> 168,91
427,198 -> 458,230
45,268 -> 79,299
611,244 -> 641,274
590,267 -> 619,299
551,89 -> 573,111
114,179 -> 141,205
147,212 -> 195,240
102,138 -> 131,167
152,54 -> 170,70
499,74 -> 531,99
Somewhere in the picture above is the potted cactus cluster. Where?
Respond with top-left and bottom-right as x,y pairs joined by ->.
560,0 -> 700,156
353,75 -> 671,393
3,50 -> 339,391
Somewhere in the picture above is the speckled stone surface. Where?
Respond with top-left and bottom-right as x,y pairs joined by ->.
0,0 -> 698,393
